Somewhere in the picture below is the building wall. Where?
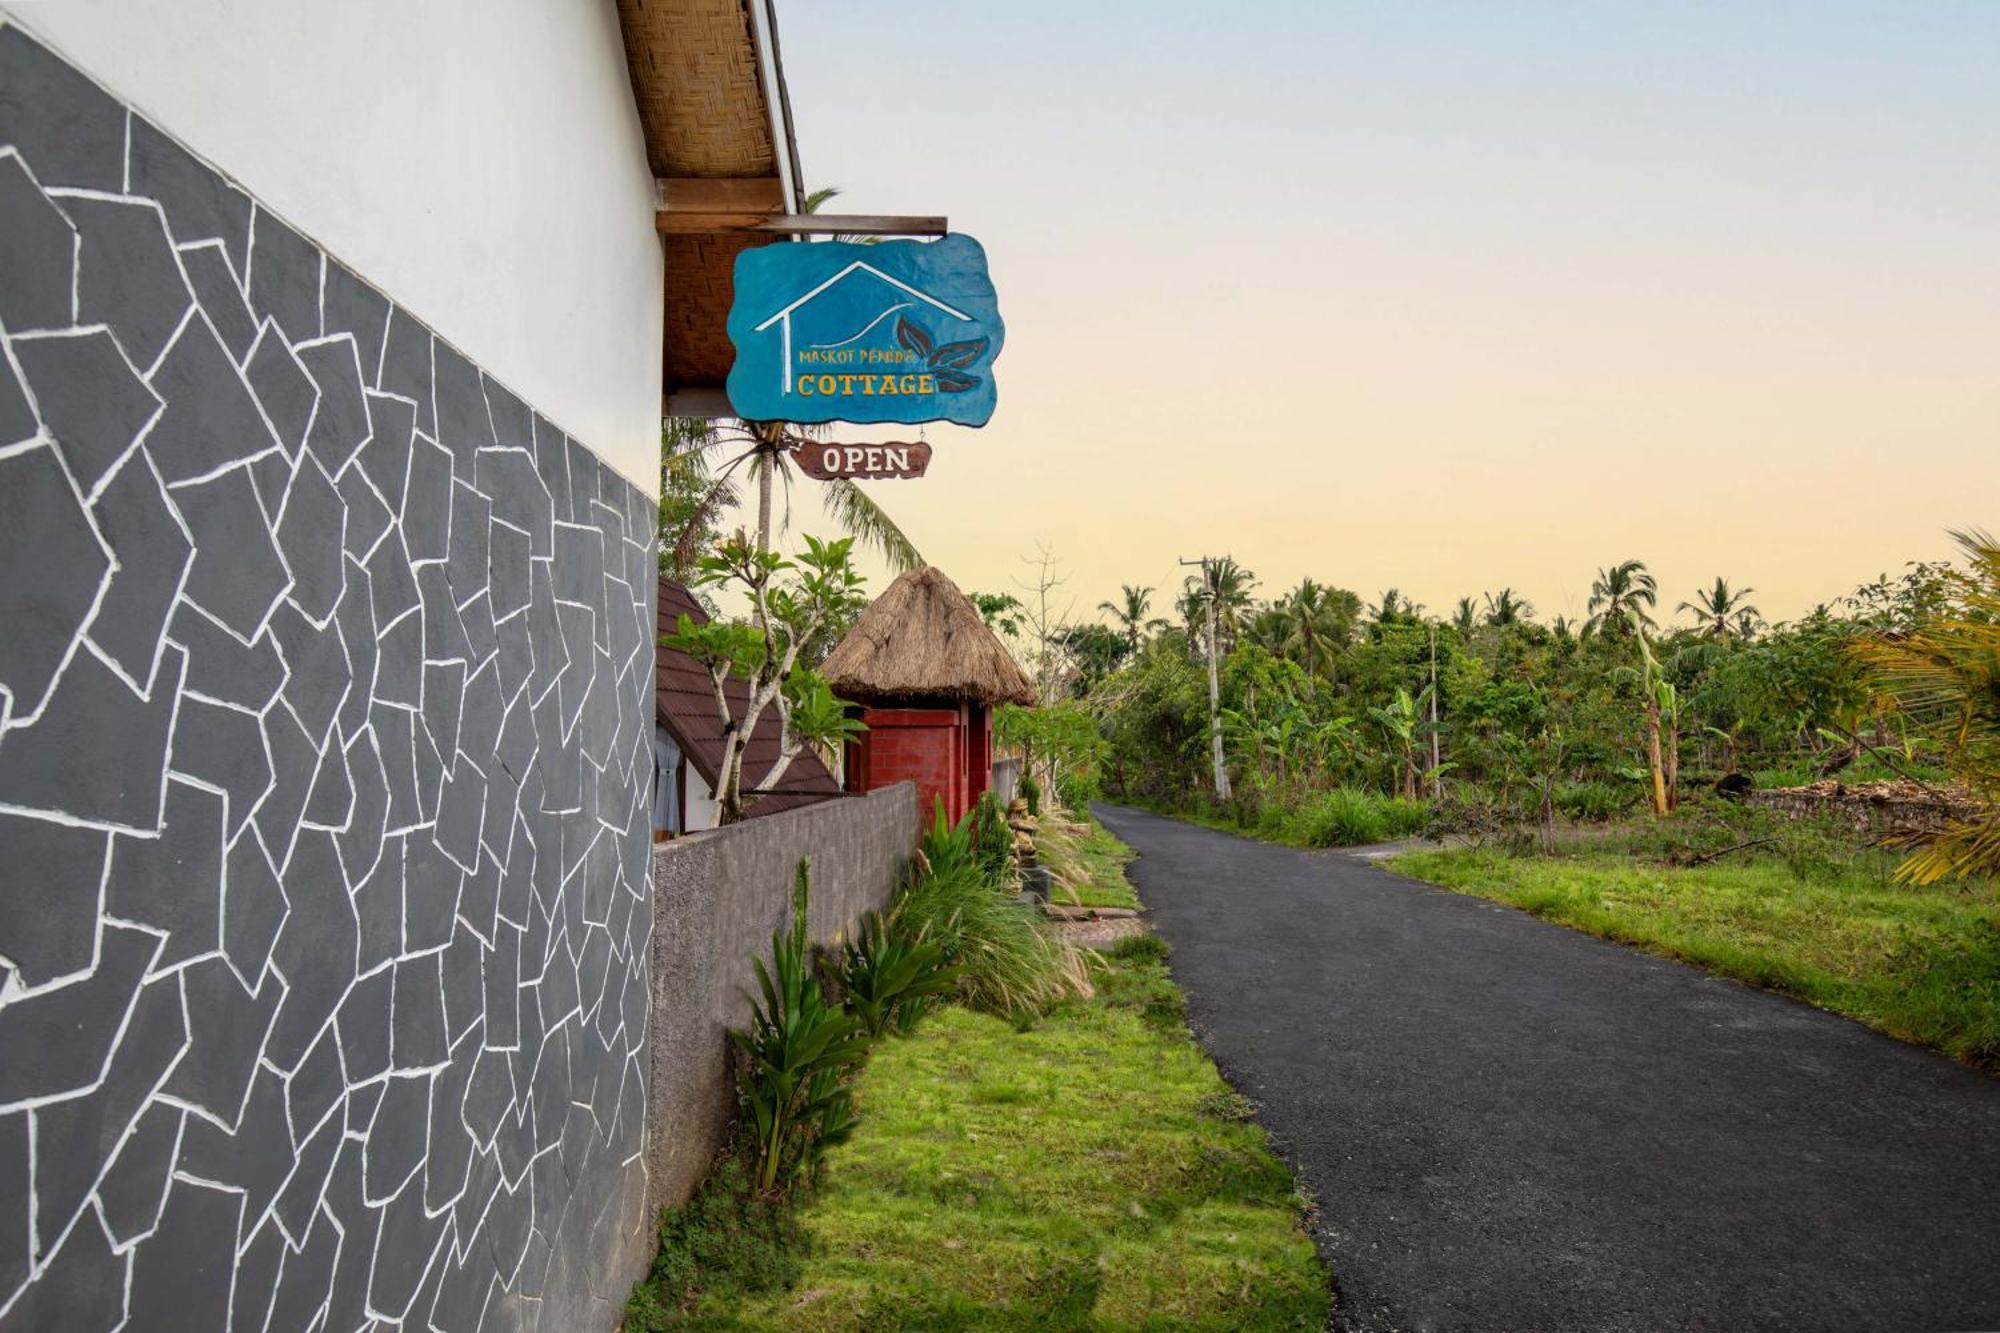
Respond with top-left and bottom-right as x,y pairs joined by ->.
0,1 -> 664,494
854,706 -> 971,824
684,762 -> 720,834
0,23 -> 658,1330
645,782 -> 919,1211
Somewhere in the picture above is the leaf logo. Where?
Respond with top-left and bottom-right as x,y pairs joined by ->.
895,316 -> 986,393
894,316 -> 935,360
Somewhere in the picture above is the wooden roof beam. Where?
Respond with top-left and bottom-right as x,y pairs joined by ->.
654,178 -> 947,236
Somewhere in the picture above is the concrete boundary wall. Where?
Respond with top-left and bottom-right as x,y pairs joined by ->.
644,782 -> 920,1213
992,756 -> 1023,809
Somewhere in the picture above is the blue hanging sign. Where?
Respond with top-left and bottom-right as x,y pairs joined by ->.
726,235 -> 1003,427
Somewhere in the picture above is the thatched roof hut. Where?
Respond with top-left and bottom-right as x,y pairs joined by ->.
823,567 -> 1036,707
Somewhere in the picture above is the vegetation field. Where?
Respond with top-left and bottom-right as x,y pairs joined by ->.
1127,787 -> 1430,850
1394,839 -> 2000,1069
640,845 -> 1328,1331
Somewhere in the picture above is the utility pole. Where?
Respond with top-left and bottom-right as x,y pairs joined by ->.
1180,556 -> 1231,801
1428,622 -> 1441,798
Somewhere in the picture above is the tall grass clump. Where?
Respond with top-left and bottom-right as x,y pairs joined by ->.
1289,787 -> 1429,847
898,801 -> 1091,1017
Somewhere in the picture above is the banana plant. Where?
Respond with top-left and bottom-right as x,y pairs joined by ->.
1368,687 -> 1430,800
1618,611 -> 1678,815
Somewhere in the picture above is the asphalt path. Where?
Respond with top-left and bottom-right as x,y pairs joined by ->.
1094,803 -> 2000,1333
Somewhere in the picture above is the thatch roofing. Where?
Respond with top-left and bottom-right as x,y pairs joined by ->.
822,568 -> 1038,707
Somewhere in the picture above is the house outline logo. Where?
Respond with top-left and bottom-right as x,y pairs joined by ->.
752,261 -> 973,396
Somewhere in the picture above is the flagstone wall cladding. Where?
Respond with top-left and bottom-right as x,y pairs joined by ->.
0,23 -> 658,1331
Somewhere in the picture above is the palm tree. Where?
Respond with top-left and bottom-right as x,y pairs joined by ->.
1849,529 -> 2000,883
1278,579 -> 1356,677
1677,577 -> 1760,639
1451,597 -> 1478,636
1243,604 -> 1290,656
1483,587 -> 1533,627
658,417 -> 738,581
1099,584 -> 1164,653
1585,560 -> 1657,637
1370,588 -> 1420,627
659,417 -> 922,572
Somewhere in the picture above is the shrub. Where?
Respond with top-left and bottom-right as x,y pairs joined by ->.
894,858 -> 1090,1018
1055,768 -> 1100,811
919,798 -> 981,883
624,1157 -> 805,1328
735,860 -> 868,1194
832,909 -> 959,1038
1555,781 -> 1635,822
1018,772 -> 1041,816
1291,788 -> 1428,847
968,791 -> 1013,885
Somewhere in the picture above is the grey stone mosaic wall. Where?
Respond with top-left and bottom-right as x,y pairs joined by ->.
0,22 -> 658,1331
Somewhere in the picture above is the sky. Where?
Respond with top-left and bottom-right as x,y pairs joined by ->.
760,1 -> 1999,629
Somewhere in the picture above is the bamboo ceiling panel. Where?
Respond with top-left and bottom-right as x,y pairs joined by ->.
618,0 -> 776,177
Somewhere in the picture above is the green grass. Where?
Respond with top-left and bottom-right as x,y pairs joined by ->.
649,839 -> 1329,1331
1038,817 -> 1142,910
1393,844 -> 2000,1069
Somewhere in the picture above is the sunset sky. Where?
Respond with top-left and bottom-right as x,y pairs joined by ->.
764,1 -> 1999,627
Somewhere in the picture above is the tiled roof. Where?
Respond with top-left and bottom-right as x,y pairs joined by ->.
656,577 -> 839,818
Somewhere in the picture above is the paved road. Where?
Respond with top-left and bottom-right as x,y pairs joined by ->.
1094,804 -> 2000,1333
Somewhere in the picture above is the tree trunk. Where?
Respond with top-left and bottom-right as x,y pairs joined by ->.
1539,783 -> 1557,855
1664,715 -> 1680,813
756,448 -> 774,553
1645,697 -> 1667,817
715,727 -> 746,825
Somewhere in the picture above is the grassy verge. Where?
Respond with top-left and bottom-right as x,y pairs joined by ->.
1393,843 -> 2000,1069
1037,815 -> 1141,910
1120,787 -> 1429,850
638,840 -> 1329,1330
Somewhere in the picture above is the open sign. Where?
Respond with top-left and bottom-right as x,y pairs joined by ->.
790,440 -> 933,481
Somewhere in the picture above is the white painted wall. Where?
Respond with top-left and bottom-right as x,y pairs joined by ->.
685,764 -> 719,833
5,0 -> 663,495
